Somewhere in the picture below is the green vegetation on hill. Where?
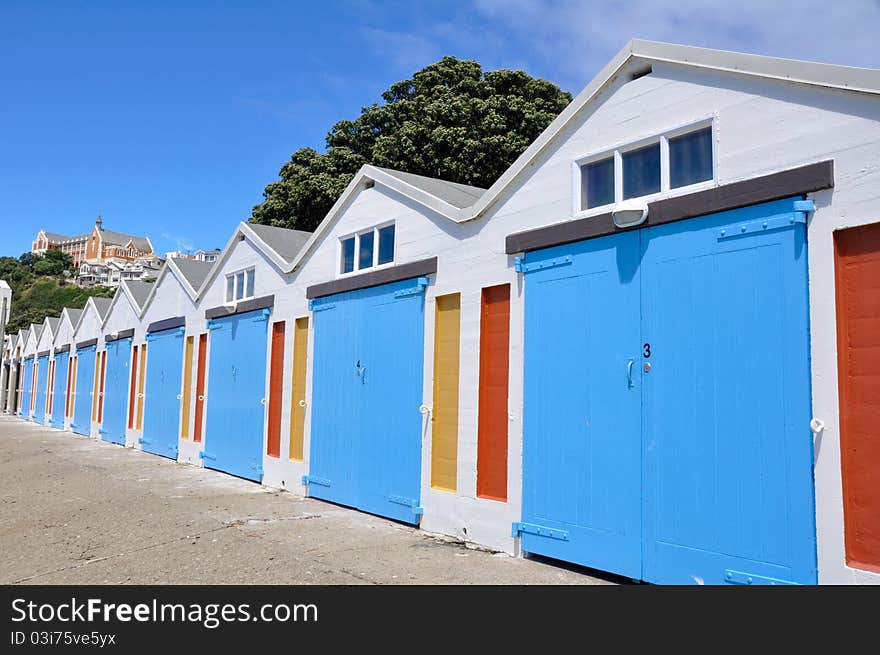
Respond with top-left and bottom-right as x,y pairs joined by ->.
0,252 -> 115,334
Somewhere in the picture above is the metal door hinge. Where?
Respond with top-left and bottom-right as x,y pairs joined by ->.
199,450 -> 216,461
394,277 -> 429,298
302,475 -> 331,487
138,437 -> 149,445
718,200 -> 812,241
511,522 -> 570,541
724,569 -> 797,585
309,300 -> 335,312
515,255 -> 572,274
387,494 -> 424,516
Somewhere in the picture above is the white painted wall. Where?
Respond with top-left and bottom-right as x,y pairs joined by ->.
102,290 -> 143,447
8,57 -> 875,584
140,268 -> 204,464
276,62 -> 880,577
73,302 -> 106,439
52,312 -> 76,430
189,238 -> 285,473
35,322 -> 56,425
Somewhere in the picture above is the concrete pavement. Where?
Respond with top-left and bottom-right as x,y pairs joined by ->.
0,416 -> 616,585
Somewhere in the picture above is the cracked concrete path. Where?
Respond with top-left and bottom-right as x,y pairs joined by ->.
0,416 -> 615,585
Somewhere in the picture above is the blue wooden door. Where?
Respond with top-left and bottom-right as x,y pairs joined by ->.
141,329 -> 184,459
72,346 -> 95,436
33,354 -> 49,423
640,198 -> 816,585
202,309 -> 269,482
20,358 -> 33,419
309,291 -> 361,507
309,278 -> 427,524
520,232 -> 643,579
521,197 -> 816,584
50,352 -> 69,429
100,339 -> 131,445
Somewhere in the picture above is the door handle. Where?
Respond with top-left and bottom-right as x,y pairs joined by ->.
626,358 -> 634,389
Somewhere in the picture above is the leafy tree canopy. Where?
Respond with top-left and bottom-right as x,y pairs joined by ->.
250,56 -> 572,232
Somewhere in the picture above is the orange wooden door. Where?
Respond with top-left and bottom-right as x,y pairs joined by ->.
97,350 -> 107,424
835,223 -> 880,572
266,321 -> 285,458
128,345 -> 139,429
477,284 -> 510,501
193,333 -> 208,442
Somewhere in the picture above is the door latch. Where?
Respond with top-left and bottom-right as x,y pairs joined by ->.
356,360 -> 366,384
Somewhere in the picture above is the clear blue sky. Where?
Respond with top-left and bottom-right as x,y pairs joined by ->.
2,0 -> 878,257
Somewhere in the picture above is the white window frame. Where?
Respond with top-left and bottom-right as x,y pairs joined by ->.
571,116 -> 717,220
225,267 -> 255,304
338,221 -> 396,277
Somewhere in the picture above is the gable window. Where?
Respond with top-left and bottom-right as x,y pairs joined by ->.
225,268 -> 255,303
581,157 -> 614,209
341,237 -> 355,273
576,121 -> 715,212
622,143 -> 661,199
669,127 -> 713,188
358,230 -> 374,270
339,222 -> 395,274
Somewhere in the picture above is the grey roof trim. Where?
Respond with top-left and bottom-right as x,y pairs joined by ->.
76,339 -> 97,350
146,316 -> 185,333
104,328 -> 135,342
204,294 -> 274,320
37,350 -> 50,358
306,257 -> 438,299
506,160 -> 834,253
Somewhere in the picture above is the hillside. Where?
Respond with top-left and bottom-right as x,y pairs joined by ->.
0,252 -> 115,334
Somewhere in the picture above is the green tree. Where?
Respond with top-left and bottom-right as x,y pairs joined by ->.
250,56 -> 572,232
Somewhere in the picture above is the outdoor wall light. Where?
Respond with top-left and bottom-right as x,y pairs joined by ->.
611,198 -> 649,229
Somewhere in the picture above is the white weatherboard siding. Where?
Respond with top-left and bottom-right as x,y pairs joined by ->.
141,268 -> 199,462
277,186 -> 523,553
278,61 -> 880,571
35,323 -> 55,425
472,64 -> 880,581
189,237 -> 285,471
53,313 -> 76,430
73,303 -> 106,439
102,291 -> 142,447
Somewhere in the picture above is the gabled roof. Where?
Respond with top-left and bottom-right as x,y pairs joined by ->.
173,259 -> 213,293
371,167 -> 485,209
26,323 -> 43,350
140,258 -> 212,313
43,317 -> 59,340
246,223 -> 313,261
99,228 -> 152,252
101,280 -> 151,327
71,296 -> 111,336
41,230 -> 75,243
92,297 -> 112,320
126,281 -> 153,310
285,164 -> 485,273
58,307 -> 83,338
289,40 -> 880,273
466,39 -> 880,221
195,222 -> 312,298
